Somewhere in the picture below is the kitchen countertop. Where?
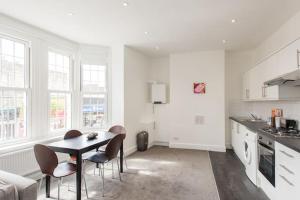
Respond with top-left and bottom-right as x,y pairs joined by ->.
230,116 -> 300,153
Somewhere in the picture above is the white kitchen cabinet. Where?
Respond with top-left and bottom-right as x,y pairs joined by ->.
248,64 -> 265,101
242,72 -> 250,100
231,120 -> 246,164
242,39 -> 300,101
275,142 -> 300,200
277,39 -> 300,77
231,120 -> 238,150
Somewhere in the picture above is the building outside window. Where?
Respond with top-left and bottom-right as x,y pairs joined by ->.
0,36 -> 29,142
81,64 -> 107,129
48,51 -> 72,132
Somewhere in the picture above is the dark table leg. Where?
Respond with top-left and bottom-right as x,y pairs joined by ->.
120,141 -> 124,173
46,175 -> 50,198
76,152 -> 82,200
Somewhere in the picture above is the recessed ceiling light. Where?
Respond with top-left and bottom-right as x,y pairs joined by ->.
144,31 -> 149,35
123,2 -> 129,7
222,39 -> 227,44
231,19 -> 236,23
67,13 -> 74,16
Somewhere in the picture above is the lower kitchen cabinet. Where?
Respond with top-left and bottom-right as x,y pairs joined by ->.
231,120 -> 246,165
275,142 -> 300,199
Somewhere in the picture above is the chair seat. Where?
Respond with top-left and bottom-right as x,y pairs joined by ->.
53,162 -> 77,178
85,152 -> 109,164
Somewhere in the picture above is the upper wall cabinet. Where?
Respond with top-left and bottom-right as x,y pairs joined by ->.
242,39 -> 300,101
277,39 -> 300,77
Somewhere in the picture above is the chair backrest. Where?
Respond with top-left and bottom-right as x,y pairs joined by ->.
105,134 -> 124,160
34,144 -> 58,176
108,125 -> 126,139
64,130 -> 82,139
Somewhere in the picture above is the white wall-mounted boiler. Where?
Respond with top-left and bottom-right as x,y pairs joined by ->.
151,83 -> 167,104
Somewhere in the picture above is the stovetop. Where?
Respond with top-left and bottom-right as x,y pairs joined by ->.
260,127 -> 300,138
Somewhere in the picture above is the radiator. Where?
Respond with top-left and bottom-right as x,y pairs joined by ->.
0,148 -> 68,177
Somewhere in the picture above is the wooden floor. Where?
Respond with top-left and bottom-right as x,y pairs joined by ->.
209,150 -> 269,200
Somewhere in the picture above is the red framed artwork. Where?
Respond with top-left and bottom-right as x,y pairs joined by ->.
193,82 -> 206,94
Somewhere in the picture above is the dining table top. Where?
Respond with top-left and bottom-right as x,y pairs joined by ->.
47,131 -> 116,154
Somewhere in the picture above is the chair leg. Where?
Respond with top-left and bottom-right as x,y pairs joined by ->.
101,163 -> 105,197
38,176 -> 44,192
116,159 -> 122,182
58,178 -> 61,200
124,157 -> 128,169
83,175 -> 89,199
99,164 -> 103,178
111,160 -> 115,179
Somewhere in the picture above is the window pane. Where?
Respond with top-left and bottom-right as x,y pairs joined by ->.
0,90 -> 26,141
49,93 -> 71,131
48,51 -> 70,91
82,64 -> 106,92
82,94 -> 105,128
2,39 -> 14,56
0,39 -> 25,88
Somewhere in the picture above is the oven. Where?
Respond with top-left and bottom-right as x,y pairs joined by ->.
258,134 -> 275,186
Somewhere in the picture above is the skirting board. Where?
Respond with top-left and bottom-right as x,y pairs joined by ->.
152,141 -> 169,147
169,142 -> 226,152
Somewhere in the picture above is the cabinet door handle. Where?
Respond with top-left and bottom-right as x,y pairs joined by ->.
279,175 -> 294,187
279,164 -> 295,175
280,150 -> 295,158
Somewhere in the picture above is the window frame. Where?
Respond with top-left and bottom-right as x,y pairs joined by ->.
47,48 -> 74,134
0,33 -> 31,145
80,62 -> 109,130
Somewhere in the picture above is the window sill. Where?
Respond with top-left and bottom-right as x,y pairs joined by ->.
0,135 -> 64,156
0,128 -> 109,156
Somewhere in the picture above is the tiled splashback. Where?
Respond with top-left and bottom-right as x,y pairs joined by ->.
250,101 -> 300,123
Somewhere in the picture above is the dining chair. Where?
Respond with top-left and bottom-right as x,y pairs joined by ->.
34,144 -> 88,200
63,130 -> 91,197
85,134 -> 125,197
98,125 -> 128,174
64,130 -> 82,162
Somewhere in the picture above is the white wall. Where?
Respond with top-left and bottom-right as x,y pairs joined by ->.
124,47 -> 154,154
110,44 -> 125,126
225,50 -> 255,147
166,51 -> 226,151
149,57 -> 170,144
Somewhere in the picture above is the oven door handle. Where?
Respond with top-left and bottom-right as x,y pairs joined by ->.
258,142 -> 274,154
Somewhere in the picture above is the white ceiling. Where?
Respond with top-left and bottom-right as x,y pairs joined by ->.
0,0 -> 300,57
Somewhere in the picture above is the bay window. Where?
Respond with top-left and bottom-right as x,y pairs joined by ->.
0,36 -> 29,142
48,51 -> 72,132
81,64 -> 107,129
